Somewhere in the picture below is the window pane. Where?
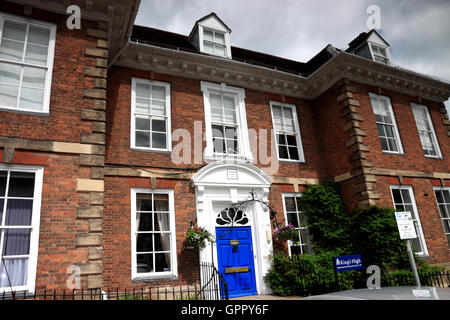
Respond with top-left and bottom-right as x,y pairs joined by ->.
135,117 -> 150,131
22,66 -> 46,89
224,127 -> 237,140
136,193 -> 152,211
3,21 -> 27,42
272,106 -> 282,117
135,131 -> 150,148
154,194 -> 169,210
211,107 -> 223,122
0,171 -> 6,196
392,189 -> 402,204
213,138 -> 225,153
203,30 -> 213,41
19,87 -> 44,111
214,32 -> 225,44
277,134 -> 286,145
152,132 -> 166,149
154,213 -> 170,232
214,44 -> 225,56
203,41 -> 213,53
286,211 -> 298,227
0,62 -> 21,85
135,98 -> 150,114
0,39 -> 24,62
284,197 -> 296,211
136,234 -> 153,252
8,172 -> 35,197
137,212 -> 153,232
152,119 -> 166,132
290,245 -> 301,256
136,254 -> 153,273
435,190 -> 443,203
24,44 -> 48,66
288,146 -> 299,160
210,94 -> 221,107
401,189 -> 411,203
151,85 -> 165,100
273,117 -> 283,131
154,233 -> 170,251
0,258 -> 28,288
443,190 -> 450,203
284,119 -> 295,132
212,125 -> 224,138
283,107 -> 294,119
2,228 -> 31,255
387,138 -> 398,152
135,83 -> 150,98
151,99 -> 166,116
286,135 -> 297,146
155,253 -> 170,272
5,199 -> 33,226
380,137 -> 388,151
28,26 -> 50,46
0,84 -> 18,108
279,145 -> 288,159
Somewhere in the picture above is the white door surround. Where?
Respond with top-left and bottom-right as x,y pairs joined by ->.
192,159 -> 273,295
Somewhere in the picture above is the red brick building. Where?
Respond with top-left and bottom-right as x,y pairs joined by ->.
0,1 -> 449,298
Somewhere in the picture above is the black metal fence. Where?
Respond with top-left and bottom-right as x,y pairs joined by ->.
199,262 -> 229,300
1,263 -> 229,301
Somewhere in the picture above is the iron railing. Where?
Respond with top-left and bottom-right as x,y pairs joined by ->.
199,262 -> 229,300
0,263 -> 229,300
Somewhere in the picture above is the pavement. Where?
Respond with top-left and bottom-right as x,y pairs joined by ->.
230,294 -> 301,300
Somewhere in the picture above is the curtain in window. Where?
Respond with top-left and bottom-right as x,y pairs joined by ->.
1,197 -> 33,288
154,195 -> 170,269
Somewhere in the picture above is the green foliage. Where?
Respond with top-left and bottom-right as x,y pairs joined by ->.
349,206 -> 410,270
299,183 -> 350,254
263,252 -> 364,296
265,182 -> 445,296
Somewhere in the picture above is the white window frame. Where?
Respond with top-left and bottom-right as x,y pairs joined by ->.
0,12 -> 56,115
130,188 -> 177,281
390,185 -> 428,256
0,164 -> 43,294
433,187 -> 450,249
282,193 -> 312,256
198,25 -> 232,59
200,81 -> 253,162
411,103 -> 442,158
130,78 -> 172,152
369,93 -> 404,154
270,101 -> 305,163
368,42 -> 392,65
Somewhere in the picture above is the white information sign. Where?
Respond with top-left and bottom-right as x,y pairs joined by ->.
395,211 -> 417,240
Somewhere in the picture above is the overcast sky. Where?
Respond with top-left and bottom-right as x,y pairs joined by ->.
135,0 -> 450,112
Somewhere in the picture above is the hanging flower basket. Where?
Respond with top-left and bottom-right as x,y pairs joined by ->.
274,223 -> 297,241
185,226 -> 215,249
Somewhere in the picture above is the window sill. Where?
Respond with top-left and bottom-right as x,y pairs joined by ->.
204,153 -> 253,163
424,155 -> 444,160
0,106 -> 49,116
278,158 -> 306,164
382,151 -> 405,156
131,147 -> 172,154
132,275 -> 178,282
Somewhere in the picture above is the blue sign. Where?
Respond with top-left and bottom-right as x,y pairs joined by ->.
333,254 -> 363,272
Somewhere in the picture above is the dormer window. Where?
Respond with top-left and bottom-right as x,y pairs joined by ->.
348,30 -> 392,66
188,13 -> 232,59
369,43 -> 390,65
203,28 -> 226,57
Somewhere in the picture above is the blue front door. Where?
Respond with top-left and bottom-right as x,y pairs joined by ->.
216,227 -> 257,298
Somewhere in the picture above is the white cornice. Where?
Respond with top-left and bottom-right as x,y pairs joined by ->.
116,41 -> 450,103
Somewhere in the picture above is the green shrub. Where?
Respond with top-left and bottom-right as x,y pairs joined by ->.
299,183 -> 350,254
349,205 -> 410,271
